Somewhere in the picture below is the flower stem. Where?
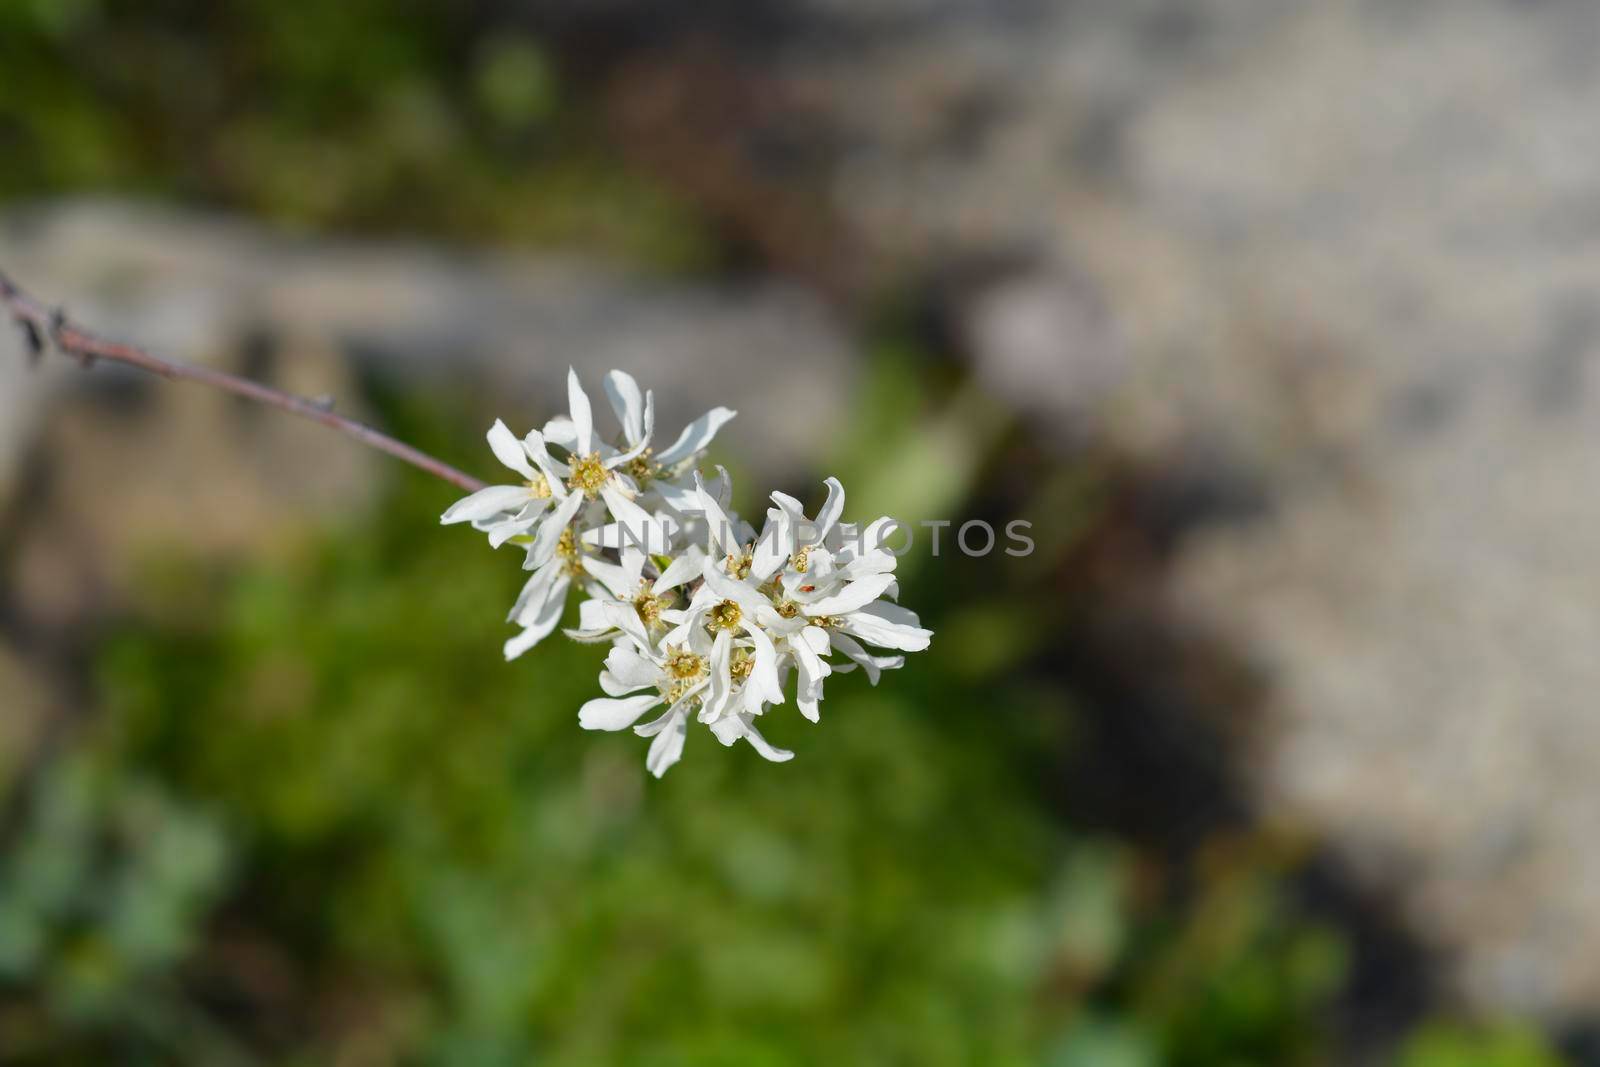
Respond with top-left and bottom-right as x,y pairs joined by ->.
0,269 -> 488,493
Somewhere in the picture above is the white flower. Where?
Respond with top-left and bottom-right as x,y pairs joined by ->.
439,419 -> 558,548
577,604 -> 793,777
544,368 -> 737,520
768,486 -> 932,670
503,523 -> 596,660
443,366 -> 933,776
518,367 -> 675,558
562,545 -> 702,644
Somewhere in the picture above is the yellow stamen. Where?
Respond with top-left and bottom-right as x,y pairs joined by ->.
624,448 -> 660,487
729,647 -> 755,684
556,528 -> 587,577
634,584 -> 669,628
566,452 -> 609,498
665,645 -> 706,680
707,599 -> 743,633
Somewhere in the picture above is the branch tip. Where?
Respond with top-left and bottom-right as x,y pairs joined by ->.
20,318 -> 44,366
0,267 -> 488,493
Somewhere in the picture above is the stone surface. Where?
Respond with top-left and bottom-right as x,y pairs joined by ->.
0,201 -> 856,507
557,0 -> 1600,1020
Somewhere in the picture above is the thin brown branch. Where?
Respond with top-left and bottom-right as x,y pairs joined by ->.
0,269 -> 488,493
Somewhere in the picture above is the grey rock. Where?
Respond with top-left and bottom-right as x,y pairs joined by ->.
579,0 -> 1600,1019
0,201 -> 856,511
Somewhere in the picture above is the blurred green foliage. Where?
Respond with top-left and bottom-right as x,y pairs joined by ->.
0,399 -> 1354,1064
1398,1023 -> 1571,1067
0,0 -> 712,267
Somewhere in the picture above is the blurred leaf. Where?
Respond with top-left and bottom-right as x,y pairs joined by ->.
475,38 -> 557,131
1397,1022 -> 1569,1067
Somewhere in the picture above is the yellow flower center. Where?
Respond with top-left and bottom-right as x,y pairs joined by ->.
566,452 -> 609,498
707,599 -> 743,633
634,585 -> 668,628
729,647 -> 755,684
726,548 -> 754,580
624,449 -> 660,487
665,645 -> 706,680
791,546 -> 811,573
662,645 -> 707,705
524,474 -> 552,499
775,600 -> 800,619
556,528 -> 586,577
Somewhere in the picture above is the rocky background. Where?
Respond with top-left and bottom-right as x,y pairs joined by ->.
4,0 -> 1600,1060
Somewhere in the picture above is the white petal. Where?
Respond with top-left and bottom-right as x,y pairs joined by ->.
709,715 -> 745,746
504,574 -> 569,660
486,499 -> 552,547
571,596 -> 609,631
805,572 -> 897,616
769,490 -> 805,523
701,561 -> 767,616
708,466 -> 734,508
836,601 -> 931,652
526,492 -> 585,568
814,477 -> 846,541
600,483 -> 673,556
657,406 -> 737,466
600,599 -> 655,654
582,554 -> 639,600
791,632 -> 829,723
508,561 -> 560,623
578,693 -> 660,731
487,419 -> 537,480
619,544 -> 650,581
644,709 -> 688,777
541,415 -> 578,452
861,600 -> 925,627
567,366 -> 595,455
742,620 -> 785,706
653,546 -> 704,593
750,509 -> 792,582
523,428 -> 571,482
603,369 -> 646,445
604,644 -> 660,692
797,686 -> 822,723
850,516 -> 893,554
441,484 -> 533,525
651,477 -> 700,513
689,471 -> 740,554
602,433 -> 651,469
828,631 -> 905,683
704,629 -> 734,721
637,687 -> 700,736
741,719 -> 795,763
564,626 -> 619,644
838,548 -> 898,582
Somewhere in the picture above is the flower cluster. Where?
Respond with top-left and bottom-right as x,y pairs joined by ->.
442,368 -> 933,776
